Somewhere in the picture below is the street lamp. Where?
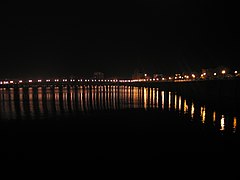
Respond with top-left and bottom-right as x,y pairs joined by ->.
222,70 -> 226,75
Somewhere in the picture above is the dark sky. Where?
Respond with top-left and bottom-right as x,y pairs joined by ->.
2,0 -> 240,78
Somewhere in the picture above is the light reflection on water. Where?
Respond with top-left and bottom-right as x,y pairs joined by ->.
0,86 -> 238,133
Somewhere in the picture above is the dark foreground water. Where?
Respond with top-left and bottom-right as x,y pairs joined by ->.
1,86 -> 239,160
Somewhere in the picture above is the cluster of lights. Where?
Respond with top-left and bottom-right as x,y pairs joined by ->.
0,70 -> 239,86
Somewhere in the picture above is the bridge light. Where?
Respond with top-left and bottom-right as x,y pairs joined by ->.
192,74 -> 195,78
222,70 -> 226,75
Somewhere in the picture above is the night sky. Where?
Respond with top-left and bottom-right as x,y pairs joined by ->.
3,0 -> 240,79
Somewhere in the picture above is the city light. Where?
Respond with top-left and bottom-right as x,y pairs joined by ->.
214,73 -> 217,76
29,80 -> 33,83
235,71 -> 238,74
38,80 -> 42,82
222,70 -> 226,74
192,74 -> 195,78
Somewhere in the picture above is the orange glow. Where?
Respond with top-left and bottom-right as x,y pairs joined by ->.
201,106 -> 206,124
233,117 -> 237,133
192,74 -> 195,78
191,103 -> 194,118
222,70 -> 226,74
213,111 -> 216,122
19,80 -> 23,83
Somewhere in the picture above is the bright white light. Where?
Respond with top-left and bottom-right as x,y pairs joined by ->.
203,73 -> 206,76
192,74 -> 196,78
162,78 -> 165,80
214,73 -> 217,76
169,77 -> 172,80
4,81 -> 9,84
222,70 -> 226,74
38,80 -> 42,82
10,81 -> 14,84
46,79 -> 50,82
19,80 -> 23,83
144,74 -> 147,77
156,78 -> 159,81
29,80 -> 33,83
0,82 -> 2,84
234,71 -> 238,74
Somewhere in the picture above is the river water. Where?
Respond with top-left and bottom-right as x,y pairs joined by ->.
1,86 -> 239,157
